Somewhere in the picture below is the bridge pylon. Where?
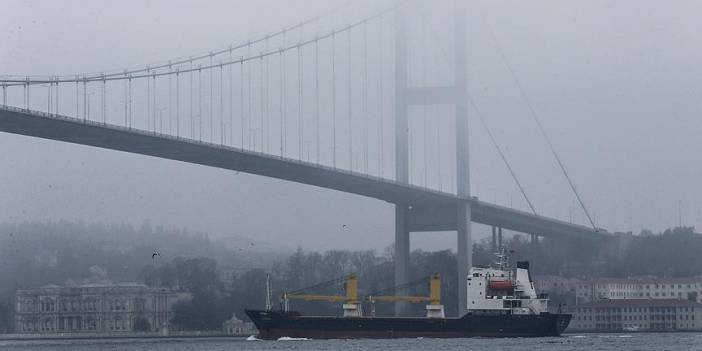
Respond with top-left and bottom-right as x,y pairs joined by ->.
393,0 -> 470,316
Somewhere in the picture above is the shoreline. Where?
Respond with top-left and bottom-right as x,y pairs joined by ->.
0,333 -> 251,341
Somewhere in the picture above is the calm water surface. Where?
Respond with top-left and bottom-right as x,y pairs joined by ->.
2,333 -> 702,351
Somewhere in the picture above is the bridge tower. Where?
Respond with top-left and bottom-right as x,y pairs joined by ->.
394,1 -> 470,316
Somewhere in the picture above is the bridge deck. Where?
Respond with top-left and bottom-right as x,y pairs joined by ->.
0,106 -> 605,240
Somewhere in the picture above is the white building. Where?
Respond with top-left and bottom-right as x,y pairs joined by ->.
534,275 -> 580,295
15,283 -> 192,334
576,277 -> 702,304
570,299 -> 702,332
222,313 -> 256,336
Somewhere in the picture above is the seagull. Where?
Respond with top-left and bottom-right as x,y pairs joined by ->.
152,250 -> 161,260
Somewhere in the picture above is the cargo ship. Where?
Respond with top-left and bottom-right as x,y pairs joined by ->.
246,251 -> 570,339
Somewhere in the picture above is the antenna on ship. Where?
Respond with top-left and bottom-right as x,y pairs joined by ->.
494,247 -> 510,271
265,273 -> 272,311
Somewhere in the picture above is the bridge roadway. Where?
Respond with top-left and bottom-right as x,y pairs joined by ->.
0,105 -> 605,240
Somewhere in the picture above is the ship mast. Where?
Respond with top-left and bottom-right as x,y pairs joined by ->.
265,273 -> 272,311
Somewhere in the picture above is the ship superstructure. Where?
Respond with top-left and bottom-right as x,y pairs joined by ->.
466,251 -> 549,315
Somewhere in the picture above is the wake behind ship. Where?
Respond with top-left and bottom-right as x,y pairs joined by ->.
246,252 -> 571,339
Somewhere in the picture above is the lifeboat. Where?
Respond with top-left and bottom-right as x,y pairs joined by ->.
488,280 -> 513,290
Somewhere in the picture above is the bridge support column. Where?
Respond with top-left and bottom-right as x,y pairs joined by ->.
454,0 -> 470,316
498,227 -> 503,249
394,0 -> 411,317
491,226 -> 497,252
394,205 -> 410,316
457,202 -> 471,314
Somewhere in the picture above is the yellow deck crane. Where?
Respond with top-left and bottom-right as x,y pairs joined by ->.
364,273 -> 445,318
281,273 -> 363,317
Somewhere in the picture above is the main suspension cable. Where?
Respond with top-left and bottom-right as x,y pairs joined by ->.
485,21 -> 596,229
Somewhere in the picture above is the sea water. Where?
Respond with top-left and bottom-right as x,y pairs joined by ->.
1,333 -> 701,351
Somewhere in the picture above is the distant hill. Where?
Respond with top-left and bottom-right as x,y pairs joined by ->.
0,220 -> 285,297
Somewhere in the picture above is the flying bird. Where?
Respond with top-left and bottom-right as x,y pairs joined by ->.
152,250 -> 161,260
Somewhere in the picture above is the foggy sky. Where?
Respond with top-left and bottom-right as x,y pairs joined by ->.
1,0 -> 701,251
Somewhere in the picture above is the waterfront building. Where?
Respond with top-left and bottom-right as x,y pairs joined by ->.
534,275 -> 580,295
575,277 -> 702,304
14,283 -> 192,334
222,313 -> 256,336
570,299 -> 702,332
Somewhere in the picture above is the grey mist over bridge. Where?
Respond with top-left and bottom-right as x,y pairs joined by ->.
1,0 -> 700,314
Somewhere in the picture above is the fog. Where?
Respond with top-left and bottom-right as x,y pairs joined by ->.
1,0 -> 701,251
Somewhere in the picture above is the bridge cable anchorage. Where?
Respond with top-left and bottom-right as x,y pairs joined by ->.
468,95 -> 537,216
485,21 -> 596,230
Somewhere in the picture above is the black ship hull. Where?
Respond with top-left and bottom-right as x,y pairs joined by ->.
245,310 -> 571,339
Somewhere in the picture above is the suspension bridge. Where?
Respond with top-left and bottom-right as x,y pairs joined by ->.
0,1 -> 606,315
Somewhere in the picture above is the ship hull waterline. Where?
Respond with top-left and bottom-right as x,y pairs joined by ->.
245,310 -> 571,340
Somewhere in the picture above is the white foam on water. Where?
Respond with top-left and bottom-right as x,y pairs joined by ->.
277,337 -> 312,341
